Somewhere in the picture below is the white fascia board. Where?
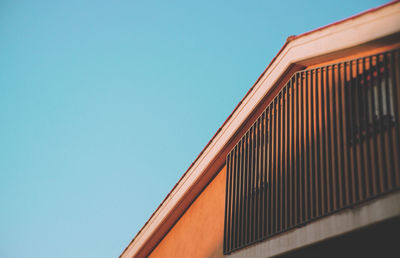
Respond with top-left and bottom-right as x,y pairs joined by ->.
122,3 -> 400,257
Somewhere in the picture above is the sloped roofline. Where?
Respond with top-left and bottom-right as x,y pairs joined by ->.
121,1 -> 400,257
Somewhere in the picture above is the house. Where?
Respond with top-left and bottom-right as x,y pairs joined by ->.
121,1 -> 400,257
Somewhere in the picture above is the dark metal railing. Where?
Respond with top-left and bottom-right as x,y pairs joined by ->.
223,49 -> 400,254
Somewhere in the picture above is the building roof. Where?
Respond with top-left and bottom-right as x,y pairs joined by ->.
121,1 -> 400,257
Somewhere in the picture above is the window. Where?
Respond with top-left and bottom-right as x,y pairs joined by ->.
345,55 -> 396,145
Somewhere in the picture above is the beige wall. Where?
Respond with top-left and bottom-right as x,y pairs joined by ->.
149,166 -> 226,258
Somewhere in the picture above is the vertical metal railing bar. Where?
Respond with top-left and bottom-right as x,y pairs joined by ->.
280,91 -> 284,230
369,56 -> 380,195
308,70 -> 314,218
260,117 -> 264,238
380,53 -> 390,191
246,127 -> 254,245
246,127 -> 254,243
272,98 -> 277,233
236,140 -> 242,249
280,91 -> 285,231
255,125 -> 258,242
390,50 -> 400,187
260,112 -> 266,239
311,69 -> 319,217
325,66 -> 330,211
263,111 -> 268,238
241,139 -> 246,248
243,132 -> 249,247
242,134 -> 251,247
329,65 -> 337,210
338,63 -> 351,206
240,139 -> 245,249
237,142 -> 242,249
310,69 -> 320,217
268,103 -> 273,236
290,77 -> 296,226
306,71 -> 315,219
257,119 -> 261,237
329,65 -> 339,211
259,116 -> 264,240
266,110 -> 270,236
346,61 -> 356,203
253,120 -> 259,242
247,130 -> 252,245
273,97 -> 278,233
311,70 -> 316,216
299,72 -> 304,223
231,144 -> 238,250
257,119 -> 262,240
237,143 -> 241,250
289,79 -> 295,228
264,110 -> 269,237
383,53 -> 396,189
376,55 -> 388,192
361,58 -> 373,199
249,127 -> 254,245
247,128 -> 252,247
255,121 -> 260,238
324,66 -> 333,212
253,119 -> 260,241
267,106 -> 273,237
319,67 -> 327,213
252,125 -> 257,243
234,138 -> 240,249
237,135 -> 242,248
368,56 -> 380,194
337,64 -> 345,207
342,63 -> 352,205
248,128 -> 252,245
272,98 -> 278,234
283,82 -> 290,229
304,71 -> 311,220
280,89 -> 286,231
252,124 -> 257,243
354,60 -> 364,201
314,68 -> 322,216
322,67 -> 328,211
295,73 -> 300,225
286,85 -> 290,229
332,65 -> 343,209
244,135 -> 248,247
285,84 -> 290,229
234,139 -> 240,249
276,93 -> 281,232
360,59 -> 369,199
299,72 -> 305,224
352,60 -> 360,202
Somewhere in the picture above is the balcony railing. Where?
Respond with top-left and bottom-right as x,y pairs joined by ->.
223,49 -> 400,254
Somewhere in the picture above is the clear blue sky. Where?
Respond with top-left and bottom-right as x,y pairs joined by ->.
0,0 -> 386,257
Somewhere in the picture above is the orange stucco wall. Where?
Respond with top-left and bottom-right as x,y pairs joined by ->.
149,166 -> 226,258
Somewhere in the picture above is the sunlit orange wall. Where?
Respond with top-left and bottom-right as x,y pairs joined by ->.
149,166 -> 226,258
